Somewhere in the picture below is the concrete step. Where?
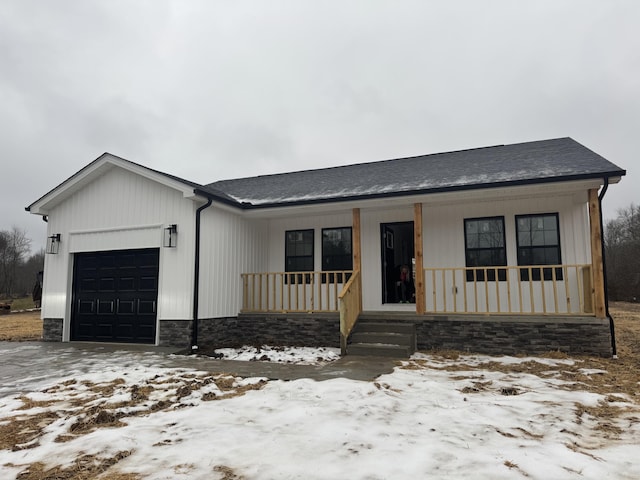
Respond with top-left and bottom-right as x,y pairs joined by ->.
347,342 -> 413,358
351,321 -> 416,335
347,320 -> 417,358
350,331 -> 414,347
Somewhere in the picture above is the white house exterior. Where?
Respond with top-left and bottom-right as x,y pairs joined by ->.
27,138 -> 626,357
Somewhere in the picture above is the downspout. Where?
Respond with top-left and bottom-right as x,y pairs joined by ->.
191,195 -> 213,353
598,177 -> 617,358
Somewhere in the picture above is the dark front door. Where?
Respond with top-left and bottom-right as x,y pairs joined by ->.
381,222 -> 415,304
71,248 -> 159,343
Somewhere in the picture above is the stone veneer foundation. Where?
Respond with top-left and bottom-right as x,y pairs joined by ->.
50,312 -> 613,357
198,313 -> 340,348
197,313 -> 612,357
42,318 -> 63,342
158,319 -> 193,347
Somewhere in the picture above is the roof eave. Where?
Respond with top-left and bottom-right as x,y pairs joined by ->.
233,171 -> 626,210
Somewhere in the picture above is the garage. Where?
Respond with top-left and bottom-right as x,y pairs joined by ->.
71,248 -> 160,343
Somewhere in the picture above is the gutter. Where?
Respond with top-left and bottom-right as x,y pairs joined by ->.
598,177 -> 617,358
191,192 -> 213,353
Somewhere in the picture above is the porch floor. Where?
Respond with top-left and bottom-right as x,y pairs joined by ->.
359,311 -> 603,324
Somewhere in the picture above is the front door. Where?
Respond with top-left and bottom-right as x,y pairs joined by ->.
380,222 -> 415,304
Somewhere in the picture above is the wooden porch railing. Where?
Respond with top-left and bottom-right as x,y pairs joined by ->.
339,270 -> 361,355
423,264 -> 594,315
241,271 -> 353,313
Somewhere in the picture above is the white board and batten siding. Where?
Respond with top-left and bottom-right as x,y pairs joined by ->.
422,191 -> 591,269
238,212 -> 354,312
421,191 -> 592,314
41,167 -> 198,341
265,212 -> 353,272
356,190 -> 592,312
197,207 -> 268,318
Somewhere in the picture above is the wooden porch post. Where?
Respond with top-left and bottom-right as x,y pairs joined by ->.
588,188 -> 606,318
352,208 -> 362,310
414,203 -> 425,314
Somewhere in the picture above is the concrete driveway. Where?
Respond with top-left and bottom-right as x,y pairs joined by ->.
0,341 -> 398,398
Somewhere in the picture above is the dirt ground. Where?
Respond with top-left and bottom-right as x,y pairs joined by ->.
0,311 -> 42,341
609,301 -> 640,361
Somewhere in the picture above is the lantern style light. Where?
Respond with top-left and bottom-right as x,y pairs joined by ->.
163,224 -> 178,248
46,233 -> 61,254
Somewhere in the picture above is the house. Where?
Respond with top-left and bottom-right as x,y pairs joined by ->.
26,138 -> 626,357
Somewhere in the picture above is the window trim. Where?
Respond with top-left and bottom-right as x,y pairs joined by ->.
515,213 -> 563,281
464,216 -> 507,282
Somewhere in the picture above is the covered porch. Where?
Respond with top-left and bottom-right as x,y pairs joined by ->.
239,189 -> 608,355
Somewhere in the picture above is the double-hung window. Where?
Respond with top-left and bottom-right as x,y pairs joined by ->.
516,213 -> 563,281
322,227 -> 352,283
464,216 -> 507,281
285,229 -> 314,282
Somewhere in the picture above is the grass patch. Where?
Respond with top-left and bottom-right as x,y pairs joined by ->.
0,311 -> 42,341
14,450 -> 138,480
0,296 -> 37,311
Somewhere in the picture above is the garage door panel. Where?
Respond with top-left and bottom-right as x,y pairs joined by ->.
97,300 -> 115,315
72,248 -> 159,344
119,254 -> 136,267
139,252 -> 158,267
99,278 -> 116,291
117,299 -> 136,315
118,277 -> 136,291
138,300 -> 156,315
79,278 -> 97,292
139,277 -> 157,291
78,299 -> 95,314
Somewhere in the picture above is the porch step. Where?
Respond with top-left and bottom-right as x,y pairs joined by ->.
347,321 -> 416,358
351,321 -> 416,334
350,331 -> 414,347
347,342 -> 413,358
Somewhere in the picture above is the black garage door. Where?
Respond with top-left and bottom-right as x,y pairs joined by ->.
71,248 -> 159,343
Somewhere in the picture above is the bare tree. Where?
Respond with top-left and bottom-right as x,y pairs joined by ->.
0,227 -> 32,297
605,203 -> 640,301
16,249 -> 45,297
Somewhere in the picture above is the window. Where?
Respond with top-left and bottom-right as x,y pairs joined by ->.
516,214 -> 562,281
322,227 -> 352,283
464,217 -> 507,281
285,229 -> 314,278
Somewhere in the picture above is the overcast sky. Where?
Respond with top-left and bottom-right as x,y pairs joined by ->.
1,0 -> 638,252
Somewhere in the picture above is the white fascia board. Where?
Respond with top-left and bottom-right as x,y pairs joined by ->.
238,178 -> 606,219
28,154 -> 199,215
607,176 -> 622,185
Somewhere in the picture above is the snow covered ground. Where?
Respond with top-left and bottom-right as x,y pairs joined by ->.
1,347 -> 638,480
212,345 -> 340,364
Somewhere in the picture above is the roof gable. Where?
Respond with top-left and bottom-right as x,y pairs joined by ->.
27,153 -> 205,215
206,138 -> 625,208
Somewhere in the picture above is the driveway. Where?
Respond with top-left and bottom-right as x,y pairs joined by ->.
0,341 -> 397,398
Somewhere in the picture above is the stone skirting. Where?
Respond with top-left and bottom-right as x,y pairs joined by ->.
158,319 -> 193,347
198,313 -> 340,348
43,312 -> 613,357
403,314 -> 611,357
195,313 -> 612,356
43,318 -> 63,342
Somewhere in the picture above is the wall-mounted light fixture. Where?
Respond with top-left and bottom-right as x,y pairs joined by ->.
163,224 -> 178,248
46,233 -> 61,254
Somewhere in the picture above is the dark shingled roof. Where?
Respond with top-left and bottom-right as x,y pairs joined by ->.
204,137 -> 625,208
